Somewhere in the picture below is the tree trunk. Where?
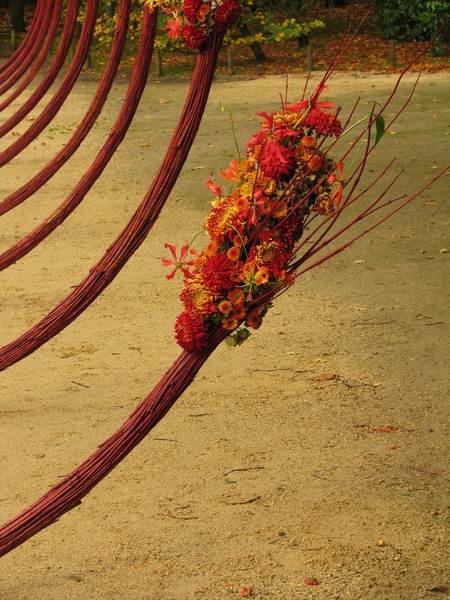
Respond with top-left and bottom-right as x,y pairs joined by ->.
325,0 -> 347,7
239,22 -> 266,62
10,0 -> 25,32
105,1 -> 115,18
297,34 -> 309,47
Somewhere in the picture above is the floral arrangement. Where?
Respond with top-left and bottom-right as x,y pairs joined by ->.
157,11 -> 446,356
163,85 -> 351,352
144,0 -> 241,49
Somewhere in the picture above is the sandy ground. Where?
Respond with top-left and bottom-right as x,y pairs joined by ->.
0,64 -> 449,600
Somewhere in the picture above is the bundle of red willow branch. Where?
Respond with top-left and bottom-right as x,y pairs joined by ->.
0,3 -> 155,269
0,0 -> 130,216
0,0 -> 88,152
0,5 -> 237,372
0,326 -> 229,557
0,0 -> 60,98
0,0 -> 50,82
0,1 -> 242,556
0,0 -> 62,107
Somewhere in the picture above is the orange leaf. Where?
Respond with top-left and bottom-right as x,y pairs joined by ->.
312,373 -> 338,381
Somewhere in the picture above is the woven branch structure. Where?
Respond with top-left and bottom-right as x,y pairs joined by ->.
0,4 -> 235,556
0,0 -> 50,83
0,24 -> 228,372
0,0 -> 132,217
0,0 -> 62,108
0,2 -> 154,269
0,0 -> 59,97
1,0 -> 447,565
0,0 -> 88,150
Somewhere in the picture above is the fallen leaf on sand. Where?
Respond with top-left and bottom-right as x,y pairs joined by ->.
158,99 -> 170,104
140,143 -> 149,147
312,373 -> 338,381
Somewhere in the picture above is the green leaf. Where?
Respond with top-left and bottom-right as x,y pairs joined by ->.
374,114 -> 385,147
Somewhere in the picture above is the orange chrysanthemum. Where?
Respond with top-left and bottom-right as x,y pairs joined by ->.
307,153 -> 325,172
180,276 -> 215,316
205,240 -> 219,256
197,3 -> 210,22
232,306 -> 247,320
256,240 -> 279,264
246,311 -> 263,330
227,246 -> 241,262
228,288 -> 245,305
302,135 -> 317,148
232,233 -> 246,247
218,299 -> 233,314
272,202 -> 288,219
222,316 -> 239,331
206,196 -> 239,239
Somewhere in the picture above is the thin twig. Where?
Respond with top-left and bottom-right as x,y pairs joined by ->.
355,320 -> 396,326
403,466 -> 439,476
222,466 -> 264,477
160,513 -> 198,520
223,495 -> 261,505
313,474 -> 333,482
70,381 -> 89,388
250,368 -> 292,373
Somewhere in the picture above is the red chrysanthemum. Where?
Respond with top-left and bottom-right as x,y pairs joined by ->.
182,0 -> 202,23
259,139 -> 296,180
305,108 -> 342,137
202,253 -> 236,294
277,213 -> 304,251
182,23 -> 208,49
175,312 -> 209,353
213,0 -> 241,32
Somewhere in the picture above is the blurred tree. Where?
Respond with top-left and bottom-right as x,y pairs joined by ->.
375,0 -> 450,44
10,0 -> 25,32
